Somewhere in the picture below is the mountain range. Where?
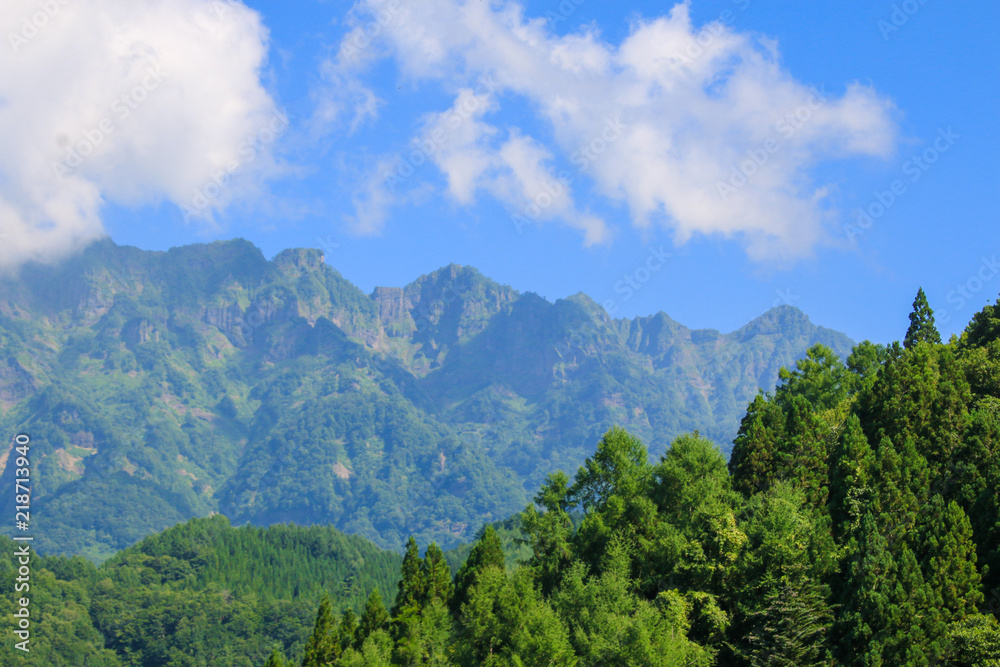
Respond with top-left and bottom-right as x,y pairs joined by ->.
0,238 -> 853,559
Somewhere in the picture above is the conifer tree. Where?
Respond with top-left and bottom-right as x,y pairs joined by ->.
846,340 -> 889,391
918,496 -> 983,623
904,287 -> 941,349
451,525 -> 506,616
782,394 -> 831,507
522,471 -> 575,596
775,343 -> 852,411
729,393 -> 786,496
741,569 -> 834,667
885,547 -> 946,664
338,609 -> 359,653
392,537 -> 425,616
301,596 -> 340,667
357,587 -> 390,644
838,512 -> 894,665
828,414 -> 874,537
873,437 -> 928,549
263,649 -> 286,667
421,543 -> 454,607
960,295 -> 1000,349
839,511 -> 949,664
858,342 -> 971,479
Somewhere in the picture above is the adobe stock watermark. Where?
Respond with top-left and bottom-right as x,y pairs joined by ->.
181,112 -> 289,220
340,0 -> 403,64
8,0 -> 72,53
666,0 -> 755,75
555,245 -> 672,359
543,0 -> 588,27
570,117 -> 628,171
938,255 -> 1000,326
772,287 -> 801,308
52,66 -> 167,179
844,127 -> 959,244
315,235 -> 341,260
878,0 -> 932,40
612,246 -> 673,304
383,73 -> 502,193
510,172 -> 573,235
512,116 -> 627,234
716,87 -> 829,201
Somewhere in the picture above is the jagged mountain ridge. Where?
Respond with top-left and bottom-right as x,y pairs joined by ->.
0,238 -> 853,558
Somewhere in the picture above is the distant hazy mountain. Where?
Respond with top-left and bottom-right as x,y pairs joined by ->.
0,239 -> 853,559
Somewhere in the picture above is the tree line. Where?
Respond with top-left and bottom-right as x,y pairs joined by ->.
279,288 -> 1000,666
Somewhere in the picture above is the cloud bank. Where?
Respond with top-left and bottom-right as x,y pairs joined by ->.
0,0 -> 281,271
324,0 -> 898,259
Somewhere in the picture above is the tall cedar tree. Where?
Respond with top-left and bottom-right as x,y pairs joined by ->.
873,436 -> 929,550
521,471 -> 575,596
904,287 -> 942,349
775,343 -> 852,412
918,495 -> 983,623
301,596 -> 340,667
858,342 -> 972,482
337,609 -> 358,653
392,537 -> 424,616
451,525 -> 506,616
357,587 -> 390,645
421,543 -> 454,607
960,296 -> 1000,349
729,393 -> 786,495
827,414 -> 874,538
264,649 -> 286,667
837,513 -> 947,664
782,394 -> 831,507
740,569 -> 834,667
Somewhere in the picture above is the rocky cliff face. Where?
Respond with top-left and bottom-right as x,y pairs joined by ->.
0,238 -> 854,559
372,286 -> 411,330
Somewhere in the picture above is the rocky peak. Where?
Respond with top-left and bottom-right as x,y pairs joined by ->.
273,248 -> 326,274
371,286 -> 410,325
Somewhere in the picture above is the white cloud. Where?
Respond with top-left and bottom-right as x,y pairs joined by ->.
331,0 -> 898,259
0,0 -> 282,271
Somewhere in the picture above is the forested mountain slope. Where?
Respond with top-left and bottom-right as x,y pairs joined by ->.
6,290 -> 999,666
0,516 -> 403,666
272,289 -> 1000,666
0,238 -> 851,558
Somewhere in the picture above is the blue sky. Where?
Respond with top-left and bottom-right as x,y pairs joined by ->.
2,0 -> 998,344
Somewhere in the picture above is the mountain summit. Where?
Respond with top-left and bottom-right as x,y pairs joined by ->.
0,239 -> 852,558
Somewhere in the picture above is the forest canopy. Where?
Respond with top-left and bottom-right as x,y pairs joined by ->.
2,289 -> 999,666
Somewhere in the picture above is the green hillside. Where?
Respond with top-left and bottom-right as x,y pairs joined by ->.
4,290 -> 998,666
0,516 -> 401,666
271,289 -> 1000,666
0,238 -> 852,558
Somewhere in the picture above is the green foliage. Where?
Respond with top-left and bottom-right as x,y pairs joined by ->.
828,414 -> 874,536
905,287 -> 942,349
264,649 -> 287,667
568,426 -> 650,511
358,588 -> 391,645
0,239 -> 854,558
0,516 -> 402,667
451,525 -> 506,616
775,343 -> 852,412
456,566 -> 577,666
5,283 -> 999,667
948,615 -> 1000,666
302,597 -> 341,666
738,571 -> 834,666
521,472 -> 575,595
729,393 -> 786,496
